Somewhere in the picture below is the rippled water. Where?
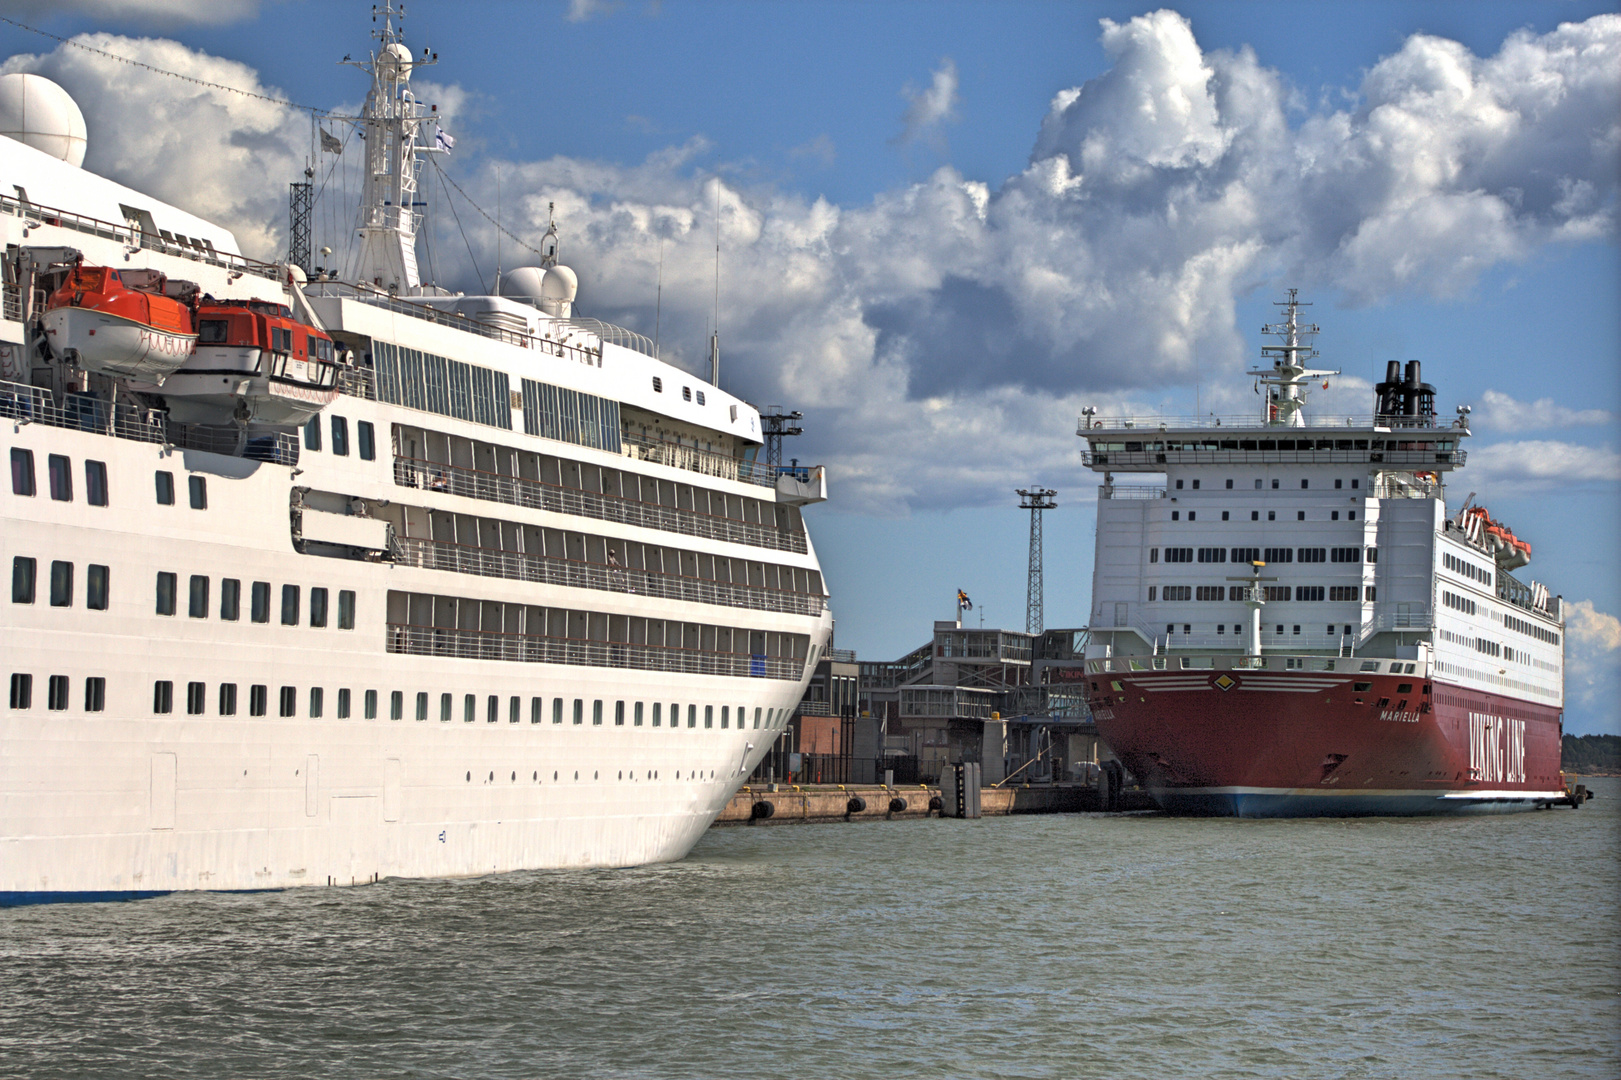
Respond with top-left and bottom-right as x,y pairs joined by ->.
3,779 -> 1618,1079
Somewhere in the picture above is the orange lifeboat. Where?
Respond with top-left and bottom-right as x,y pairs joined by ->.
1467,507 -> 1531,570
156,298 -> 340,427
42,263 -> 199,381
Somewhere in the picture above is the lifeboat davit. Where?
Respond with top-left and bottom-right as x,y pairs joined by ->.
42,264 -> 199,382
1467,506 -> 1531,570
156,299 -> 341,427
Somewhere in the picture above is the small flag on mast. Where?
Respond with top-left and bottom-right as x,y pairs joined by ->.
435,127 -> 455,152
319,127 -> 343,154
957,589 -> 972,611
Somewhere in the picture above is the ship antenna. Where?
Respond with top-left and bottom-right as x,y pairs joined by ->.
710,179 -> 721,386
654,235 -> 664,360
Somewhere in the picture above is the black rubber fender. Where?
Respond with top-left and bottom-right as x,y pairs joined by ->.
928,795 -> 944,812
749,800 -> 775,820
846,796 -> 867,815
888,797 -> 907,814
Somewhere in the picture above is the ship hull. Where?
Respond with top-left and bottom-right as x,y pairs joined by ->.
1088,667 -> 1564,817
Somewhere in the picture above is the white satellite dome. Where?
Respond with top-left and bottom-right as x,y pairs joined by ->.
498,266 -> 550,304
377,42 -> 414,83
541,264 -> 578,304
0,73 -> 88,167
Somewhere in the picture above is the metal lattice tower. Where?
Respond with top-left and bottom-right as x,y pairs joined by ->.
288,166 -> 314,273
760,406 -> 803,469
1017,486 -> 1057,635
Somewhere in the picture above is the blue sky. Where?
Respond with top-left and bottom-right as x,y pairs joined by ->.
2,0 -> 1617,732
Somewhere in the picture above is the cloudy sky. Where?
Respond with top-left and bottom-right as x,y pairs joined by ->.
3,0 -> 1617,732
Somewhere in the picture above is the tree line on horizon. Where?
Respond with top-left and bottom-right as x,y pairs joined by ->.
1562,734 -> 1621,774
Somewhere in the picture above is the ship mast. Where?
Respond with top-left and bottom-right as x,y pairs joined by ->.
1248,289 -> 1339,428
347,1 -> 440,295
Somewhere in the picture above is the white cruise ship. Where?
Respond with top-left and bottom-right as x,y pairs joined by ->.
1,14 -> 831,903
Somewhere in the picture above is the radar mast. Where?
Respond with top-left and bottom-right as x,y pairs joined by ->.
1248,289 -> 1339,427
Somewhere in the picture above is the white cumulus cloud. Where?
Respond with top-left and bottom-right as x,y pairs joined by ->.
1470,389 -> 1614,433
5,11 -> 1617,514
1465,439 -> 1621,493
896,58 -> 959,147
0,0 -> 263,25
1565,599 -> 1621,723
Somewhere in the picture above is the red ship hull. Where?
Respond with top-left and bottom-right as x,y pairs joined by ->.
1086,666 -> 1564,816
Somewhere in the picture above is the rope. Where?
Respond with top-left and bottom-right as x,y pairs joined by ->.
430,156 -> 547,261
0,15 -> 353,118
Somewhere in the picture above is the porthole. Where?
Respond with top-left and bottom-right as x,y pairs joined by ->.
618,771 -> 623,780
511,771 -> 516,782
593,770 -> 598,780
533,771 -> 538,781
573,771 -> 578,780
554,771 -> 559,780
488,771 -> 494,782
465,771 -> 471,782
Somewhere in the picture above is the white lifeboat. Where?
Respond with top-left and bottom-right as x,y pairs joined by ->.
157,299 -> 341,427
42,264 -> 199,382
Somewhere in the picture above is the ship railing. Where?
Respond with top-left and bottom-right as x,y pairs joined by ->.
304,282 -> 546,353
617,430 -> 788,490
393,535 -> 828,617
385,621 -> 806,680
826,648 -> 857,663
392,453 -> 809,554
0,193 -> 282,282
1078,413 -> 1460,433
795,699 -> 834,716
1083,447 -> 1465,469
337,366 -> 377,401
1098,484 -> 1166,500
1086,653 -> 1423,675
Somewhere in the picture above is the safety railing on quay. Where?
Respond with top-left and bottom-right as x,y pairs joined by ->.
392,454 -> 809,554
393,536 -> 827,617
385,622 -> 806,680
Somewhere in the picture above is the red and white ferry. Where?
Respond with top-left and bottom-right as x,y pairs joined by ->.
1079,292 -> 1566,815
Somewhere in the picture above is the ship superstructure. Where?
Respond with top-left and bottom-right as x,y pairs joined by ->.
1,12 -> 830,903
1078,292 -> 1565,815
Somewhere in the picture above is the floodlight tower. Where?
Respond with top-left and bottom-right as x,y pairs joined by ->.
1017,486 -> 1058,635
760,406 -> 803,469
287,165 -> 313,273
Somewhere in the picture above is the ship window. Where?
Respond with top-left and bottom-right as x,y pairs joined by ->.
1268,511 -> 1276,521
1188,511 -> 1196,521
487,694 -> 499,723
652,702 -> 662,727
1226,479 -> 1234,489
593,699 -> 603,726
357,421 -> 376,461
9,672 -> 31,710
1171,511 -> 1179,521
1297,511 -> 1305,521
1348,511 -> 1356,521
1149,549 -> 1159,563
508,695 -> 520,724
553,697 -> 564,724
280,584 -> 300,625
653,377 -> 663,393
155,571 -> 177,616
1271,479 -> 1279,489
220,683 -> 237,716
573,698 -> 583,725
1252,511 -> 1259,521
1335,479 -> 1343,489
635,702 -> 644,726
1397,683 -> 1413,694
1192,479 -> 1200,489
250,684 -> 268,716
331,416 -> 350,456
46,560 -> 72,607
279,686 -> 296,717
83,461 -> 108,505
682,386 -> 692,402
1292,625 -> 1301,635
614,700 -> 625,726
391,690 -> 405,721
251,581 -> 271,623
1365,547 -> 1378,563
1301,479 -> 1309,489
155,470 -> 174,505
188,575 -> 208,618
754,707 -> 762,728
309,587 -> 329,628
1297,586 -> 1326,601
85,676 -> 105,713
1148,587 -> 1157,601
188,476 -> 207,510
1365,586 -> 1377,602
220,578 -> 240,620
11,448 -> 35,496
303,417 -> 322,452
336,688 -> 351,719
47,454 -> 71,501
1331,511 -> 1339,520
1175,479 -> 1183,490
186,681 -> 205,715
154,680 -> 174,714
721,705 -> 729,728
46,674 -> 68,711
447,693 -> 460,723
696,391 -> 706,406
338,590 -> 355,630
1222,511 -> 1229,520
365,689 -> 378,720
197,318 -> 229,344
688,704 -> 697,728
309,687 -> 323,718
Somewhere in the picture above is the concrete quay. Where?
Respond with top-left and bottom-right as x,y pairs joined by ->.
712,782 -> 1155,826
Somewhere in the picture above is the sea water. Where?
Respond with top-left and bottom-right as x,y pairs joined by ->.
2,777 -> 1617,1079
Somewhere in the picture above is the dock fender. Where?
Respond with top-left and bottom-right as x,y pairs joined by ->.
888,797 -> 907,814
845,796 -> 866,816
928,795 -> 944,814
749,800 -> 775,821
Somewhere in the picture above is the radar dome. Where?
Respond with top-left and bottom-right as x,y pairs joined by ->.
377,42 -> 414,82
498,266 -> 550,304
0,73 -> 87,167
541,264 -> 578,304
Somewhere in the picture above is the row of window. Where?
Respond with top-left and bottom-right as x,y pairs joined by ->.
11,557 -> 111,608
153,574 -> 357,628
1440,629 -> 1542,666
1169,509 -> 1360,522
1153,546 -> 1375,565
1504,612 -> 1558,646
1442,551 -> 1493,587
371,341 -> 516,433
9,673 -> 105,711
1172,477 -> 1363,491
10,449 -> 109,505
1161,623 -> 1360,637
650,376 -> 708,407
1442,590 -> 1478,617
303,414 -> 377,460
1154,585 -> 1375,602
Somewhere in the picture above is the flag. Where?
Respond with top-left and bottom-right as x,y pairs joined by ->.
435,127 -> 455,152
957,589 -> 972,611
319,127 -> 343,154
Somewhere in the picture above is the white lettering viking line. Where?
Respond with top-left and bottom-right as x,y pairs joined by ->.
1468,712 -> 1526,784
